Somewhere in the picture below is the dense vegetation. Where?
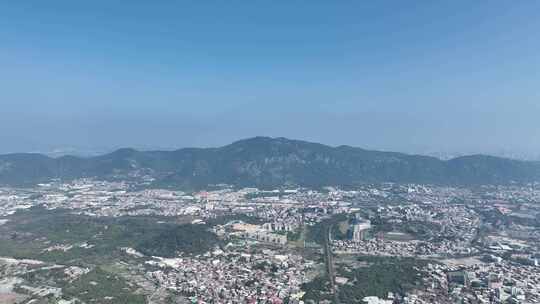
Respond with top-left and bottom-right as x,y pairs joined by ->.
136,224 -> 220,257
302,256 -> 430,303
63,267 -> 146,304
336,256 -> 429,303
1,207 -> 221,262
301,274 -> 334,302
1,137 -> 540,188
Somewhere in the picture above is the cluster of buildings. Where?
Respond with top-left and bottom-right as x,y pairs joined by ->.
145,246 -> 307,303
333,204 -> 481,258
416,258 -> 540,304
1,179 -> 539,303
350,216 -> 371,241
229,222 -> 288,246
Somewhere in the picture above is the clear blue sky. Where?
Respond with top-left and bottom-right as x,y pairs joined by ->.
1,1 -> 539,156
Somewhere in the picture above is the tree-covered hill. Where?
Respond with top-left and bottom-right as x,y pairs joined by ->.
1,137 -> 539,188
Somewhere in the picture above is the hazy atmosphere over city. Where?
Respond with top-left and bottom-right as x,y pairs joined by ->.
2,3 -> 540,304
1,1 -> 540,157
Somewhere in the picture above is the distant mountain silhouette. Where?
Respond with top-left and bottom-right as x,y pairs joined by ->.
1,137 -> 539,188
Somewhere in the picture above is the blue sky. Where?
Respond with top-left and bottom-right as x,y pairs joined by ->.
1,1 -> 539,156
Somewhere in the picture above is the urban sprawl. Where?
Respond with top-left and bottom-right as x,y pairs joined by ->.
1,179 -> 539,304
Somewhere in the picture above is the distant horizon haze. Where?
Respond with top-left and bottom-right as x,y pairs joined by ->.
1,2 -> 539,157
1,136 -> 539,162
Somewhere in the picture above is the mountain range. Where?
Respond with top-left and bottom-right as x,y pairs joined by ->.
1,137 -> 539,189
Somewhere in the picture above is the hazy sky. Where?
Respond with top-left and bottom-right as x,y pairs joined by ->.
1,1 -> 539,156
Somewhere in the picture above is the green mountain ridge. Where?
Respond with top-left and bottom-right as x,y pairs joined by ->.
1,137 -> 539,188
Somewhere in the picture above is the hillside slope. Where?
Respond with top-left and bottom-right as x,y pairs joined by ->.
1,137 -> 539,188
